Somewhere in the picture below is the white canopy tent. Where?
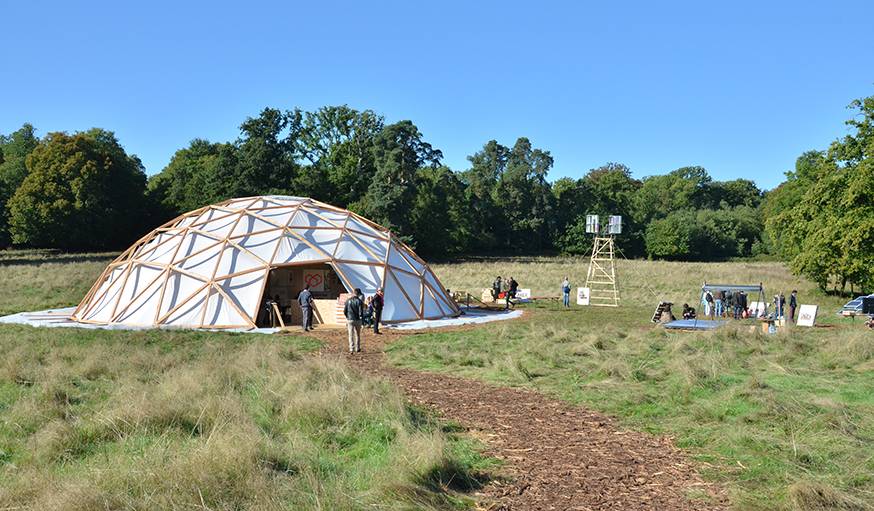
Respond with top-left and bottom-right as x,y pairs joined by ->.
72,196 -> 460,329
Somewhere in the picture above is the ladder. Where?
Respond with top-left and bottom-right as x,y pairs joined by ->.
651,301 -> 674,323
585,236 -> 620,307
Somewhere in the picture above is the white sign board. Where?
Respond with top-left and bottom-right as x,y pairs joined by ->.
303,269 -> 326,292
749,301 -> 767,317
797,304 -> 818,327
515,288 -> 531,300
577,287 -> 590,306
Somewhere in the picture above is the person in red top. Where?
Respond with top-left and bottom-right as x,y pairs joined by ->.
371,287 -> 384,334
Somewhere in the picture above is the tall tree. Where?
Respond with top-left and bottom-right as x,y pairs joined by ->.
461,140 -> 509,251
8,129 -> 149,250
0,124 -> 40,246
495,137 -> 554,250
294,106 -> 383,206
357,121 -> 441,240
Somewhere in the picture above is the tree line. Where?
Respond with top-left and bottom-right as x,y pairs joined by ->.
1,96 -> 871,292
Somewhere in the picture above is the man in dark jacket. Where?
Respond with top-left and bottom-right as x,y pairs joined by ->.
506,277 -> 518,310
344,289 -> 365,353
371,287 -> 384,334
789,290 -> 798,323
297,285 -> 314,331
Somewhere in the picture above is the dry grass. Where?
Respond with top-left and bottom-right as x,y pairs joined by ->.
390,257 -> 874,510
0,327 -> 490,510
432,256 -> 845,313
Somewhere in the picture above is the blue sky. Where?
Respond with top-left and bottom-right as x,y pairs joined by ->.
2,1 -> 872,190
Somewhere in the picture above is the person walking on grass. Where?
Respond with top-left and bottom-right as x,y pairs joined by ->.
297,285 -> 314,331
371,287 -> 384,334
789,290 -> 798,323
344,288 -> 364,353
561,276 -> 571,308
506,276 -> 518,310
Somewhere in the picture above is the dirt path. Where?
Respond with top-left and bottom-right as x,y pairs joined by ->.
302,322 -> 728,510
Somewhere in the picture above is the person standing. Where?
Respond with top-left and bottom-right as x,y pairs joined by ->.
297,285 -> 314,331
344,288 -> 364,353
789,290 -> 798,323
492,276 -> 503,302
506,277 -> 518,310
561,276 -> 571,308
714,289 -> 724,318
371,287 -> 384,334
704,289 -> 716,319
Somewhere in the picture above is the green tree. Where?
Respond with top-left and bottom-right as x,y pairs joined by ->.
461,140 -> 509,251
644,211 -> 696,260
633,166 -> 711,223
147,139 -> 236,215
409,166 -> 470,257
495,137 -> 554,251
8,129 -> 149,250
357,121 -> 441,240
771,95 -> 874,292
0,124 -> 40,246
294,106 -> 383,206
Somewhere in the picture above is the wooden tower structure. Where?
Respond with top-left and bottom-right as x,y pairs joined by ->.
583,215 -> 620,307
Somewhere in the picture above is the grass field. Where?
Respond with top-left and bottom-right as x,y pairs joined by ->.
0,250 -> 492,510
385,258 -> 874,510
2,250 -> 872,510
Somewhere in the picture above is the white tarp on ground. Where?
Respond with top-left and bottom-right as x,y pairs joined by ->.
0,306 -> 520,333
384,307 -> 523,330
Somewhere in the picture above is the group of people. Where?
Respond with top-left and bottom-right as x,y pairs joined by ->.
491,275 -> 519,310
296,285 -> 384,354
684,289 -> 799,322
340,287 -> 384,354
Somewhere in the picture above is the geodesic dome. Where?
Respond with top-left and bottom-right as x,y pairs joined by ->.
72,196 -> 460,329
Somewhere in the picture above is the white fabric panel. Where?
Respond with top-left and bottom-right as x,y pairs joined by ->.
138,233 -> 184,265
157,272 -> 206,320
119,265 -> 164,305
333,262 -> 380,295
273,236 -> 328,264
175,232 -> 218,261
116,275 -> 166,324
217,271 -> 265,320
392,269 -> 424,317
189,207 -> 222,227
231,214 -> 282,236
424,270 -> 456,312
260,208 -> 298,227
164,290 -> 208,326
263,195 -> 305,206
347,232 -> 388,261
346,216 -> 381,237
235,231 -> 281,262
203,289 -> 249,326
177,244 -> 221,275
199,212 -> 241,238
224,198 -> 256,210
320,210 -> 348,225
292,228 -> 340,258
215,245 -> 264,276
382,271 -> 418,322
81,267 -> 126,322
423,288 -> 446,317
290,208 -> 335,228
334,237 -> 372,262
397,247 -> 426,275
386,244 -> 417,274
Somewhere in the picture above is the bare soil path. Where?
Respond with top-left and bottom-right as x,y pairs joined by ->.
300,320 -> 728,511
